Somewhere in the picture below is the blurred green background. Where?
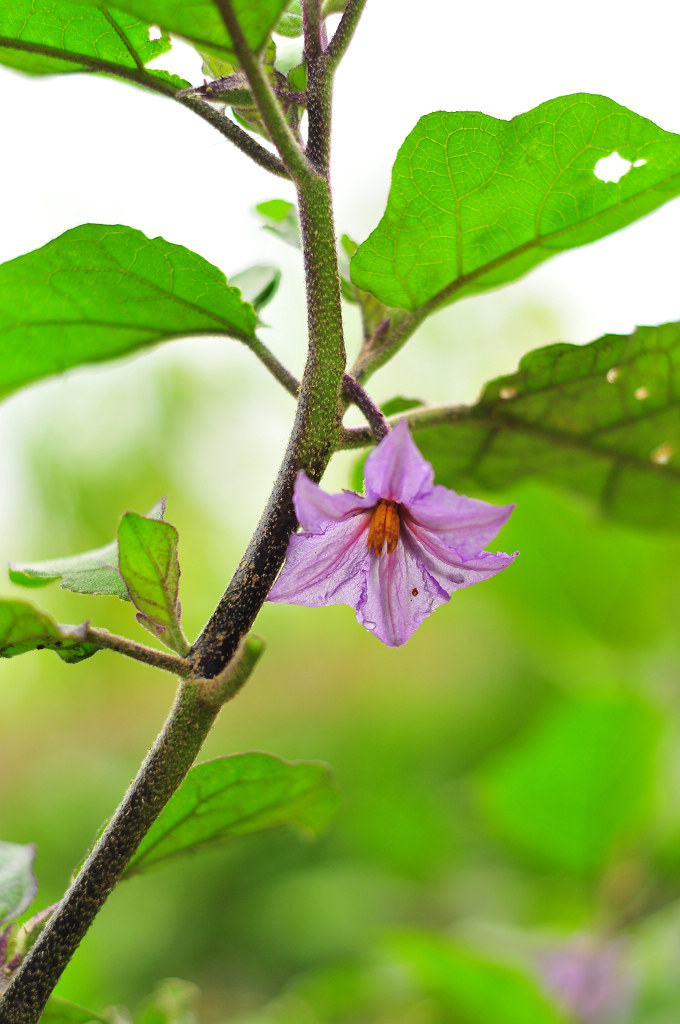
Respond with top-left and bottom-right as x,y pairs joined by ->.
2,290 -> 680,1024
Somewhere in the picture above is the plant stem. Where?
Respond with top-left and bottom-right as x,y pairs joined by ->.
341,374 -> 389,441
247,336 -> 301,398
324,0 -> 369,72
176,94 -> 290,178
0,682 -> 221,1023
86,626 -> 190,676
214,0 -> 313,182
337,403 -> 466,449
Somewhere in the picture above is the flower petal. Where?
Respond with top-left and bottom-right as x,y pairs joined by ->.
268,514 -> 370,608
293,471 -> 372,533
357,537 -> 450,647
408,486 -> 515,558
406,519 -> 518,591
363,419 -> 434,505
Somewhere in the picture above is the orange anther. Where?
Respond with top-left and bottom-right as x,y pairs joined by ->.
367,499 -> 400,556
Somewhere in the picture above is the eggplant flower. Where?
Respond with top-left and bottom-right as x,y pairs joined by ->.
268,420 -> 517,646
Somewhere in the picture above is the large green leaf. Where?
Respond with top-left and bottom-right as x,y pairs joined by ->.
0,842 -> 37,924
476,696 -> 660,874
0,224 -> 256,402
0,600 -> 97,663
391,932 -> 568,1024
351,94 -> 680,311
108,0 -> 289,60
0,1 -> 187,90
126,753 -> 340,875
416,322 -> 680,531
117,512 -> 187,653
9,499 -> 166,600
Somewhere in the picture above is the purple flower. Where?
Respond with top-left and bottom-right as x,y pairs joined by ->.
268,420 -> 517,646
540,939 -> 633,1023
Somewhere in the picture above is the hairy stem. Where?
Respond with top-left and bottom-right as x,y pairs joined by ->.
337,403 -> 465,449
86,626 -> 190,676
177,94 -> 290,178
0,683 -> 221,1022
325,0 -> 369,72
341,374 -> 389,441
214,0 -> 313,182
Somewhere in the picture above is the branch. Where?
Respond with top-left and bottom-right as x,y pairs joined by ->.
213,0 -> 314,182
86,627 -> 191,677
324,0 -> 369,72
337,403 -> 464,449
176,94 -> 290,179
341,374 -> 389,441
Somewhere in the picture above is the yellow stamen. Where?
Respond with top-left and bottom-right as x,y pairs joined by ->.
367,499 -> 400,556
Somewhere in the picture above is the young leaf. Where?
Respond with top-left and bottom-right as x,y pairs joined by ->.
9,499 -> 166,601
352,94 -> 680,312
229,264 -> 282,312
0,842 -> 37,924
117,512 -> 188,654
107,0 -> 289,61
0,224 -> 257,403
255,199 -> 301,249
0,1 -> 188,91
0,601 -> 97,663
275,0 -> 303,37
416,322 -> 680,531
125,753 -> 340,876
390,932 -> 568,1024
476,696 -> 660,875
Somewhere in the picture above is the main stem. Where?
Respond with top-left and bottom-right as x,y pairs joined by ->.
0,684 -> 220,1022
0,17 -> 347,1019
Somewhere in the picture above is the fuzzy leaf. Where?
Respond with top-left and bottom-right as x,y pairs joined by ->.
39,998 -> 109,1023
117,512 -> 186,652
126,753 -> 340,876
0,1 -> 189,90
0,224 -> 256,403
107,0 -> 289,60
9,500 -> 166,600
352,94 -> 680,311
0,842 -> 37,924
0,601 -> 97,663
416,322 -> 680,530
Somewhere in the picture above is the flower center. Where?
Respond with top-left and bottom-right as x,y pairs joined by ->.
367,499 -> 400,556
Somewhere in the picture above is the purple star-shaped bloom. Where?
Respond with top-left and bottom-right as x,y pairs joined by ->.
268,419 -> 517,646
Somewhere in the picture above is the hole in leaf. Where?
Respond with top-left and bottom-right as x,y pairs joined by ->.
634,386 -> 649,400
651,442 -> 674,465
594,152 -> 640,184
499,386 -> 518,400
606,367 -> 620,383
148,24 -> 162,40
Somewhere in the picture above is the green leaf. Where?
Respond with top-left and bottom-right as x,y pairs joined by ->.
416,322 -> 680,531
352,94 -> 680,311
9,499 -> 166,601
0,841 -> 37,924
275,0 -> 303,36
391,932 -> 568,1024
229,264 -> 282,312
126,753 -> 340,876
0,601 -> 97,663
117,512 -> 188,654
476,696 -> 661,875
0,1 -> 188,90
255,199 -> 301,249
135,979 -> 199,1024
39,997 -> 110,1023
108,0 -> 289,61
0,224 -> 256,403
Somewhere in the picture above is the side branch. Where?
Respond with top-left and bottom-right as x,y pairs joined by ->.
176,94 -> 290,178
213,0 -> 313,182
324,0 -> 369,72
